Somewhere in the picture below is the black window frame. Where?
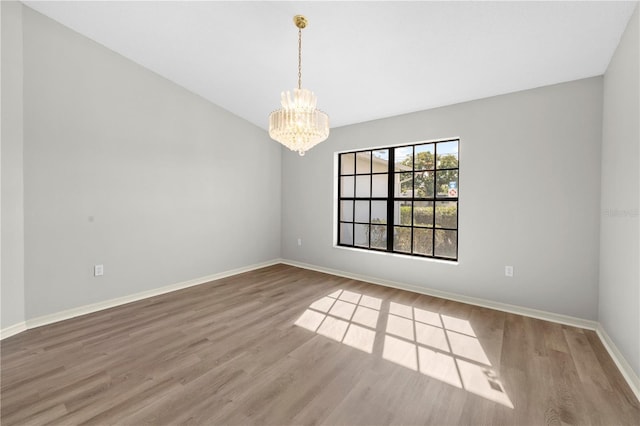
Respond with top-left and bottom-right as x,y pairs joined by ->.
337,139 -> 460,261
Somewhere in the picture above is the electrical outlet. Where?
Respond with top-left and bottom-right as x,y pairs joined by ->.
297,238 -> 302,246
94,264 -> 104,276
505,266 -> 513,277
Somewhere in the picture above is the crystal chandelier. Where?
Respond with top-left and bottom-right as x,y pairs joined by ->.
269,15 -> 329,156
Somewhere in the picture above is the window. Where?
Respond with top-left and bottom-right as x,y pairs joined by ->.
338,139 -> 459,261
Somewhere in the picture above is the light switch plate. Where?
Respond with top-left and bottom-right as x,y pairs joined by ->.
505,266 -> 513,277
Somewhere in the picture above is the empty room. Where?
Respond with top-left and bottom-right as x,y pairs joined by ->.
1,1 -> 639,425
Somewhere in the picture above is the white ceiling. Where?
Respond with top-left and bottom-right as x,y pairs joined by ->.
23,1 -> 637,130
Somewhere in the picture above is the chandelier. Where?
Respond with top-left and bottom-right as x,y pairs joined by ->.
268,15 -> 329,156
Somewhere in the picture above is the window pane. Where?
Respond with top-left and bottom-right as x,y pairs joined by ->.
395,146 -> 413,171
341,176 -> 354,197
394,227 -> 411,253
372,174 -> 388,197
356,175 -> 371,197
356,151 -> 371,174
371,201 -> 387,224
413,228 -> 433,255
394,201 -> 412,226
414,171 -> 434,198
340,200 -> 354,222
340,223 -> 353,245
355,200 -> 369,222
370,225 -> 387,249
437,141 -> 458,169
355,224 -> 369,247
435,229 -> 457,258
435,201 -> 457,229
436,170 -> 458,197
396,172 -> 413,197
413,201 -> 434,227
340,153 -> 355,175
372,150 -> 389,172
337,140 -> 458,261
415,144 -> 435,170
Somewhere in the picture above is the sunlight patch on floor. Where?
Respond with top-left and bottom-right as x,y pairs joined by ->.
418,346 -> 462,388
382,335 -> 418,370
295,290 -> 514,408
343,323 -> 376,353
294,289 -> 380,354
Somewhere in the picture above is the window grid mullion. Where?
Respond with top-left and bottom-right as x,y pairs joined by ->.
387,148 -> 395,251
432,144 -> 437,256
338,154 -> 342,245
369,151 -> 373,248
411,146 -> 415,254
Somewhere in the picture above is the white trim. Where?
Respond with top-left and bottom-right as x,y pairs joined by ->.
0,321 -> 27,340
596,324 -> 640,402
332,244 -> 459,265
1,259 -> 280,338
280,259 -> 598,330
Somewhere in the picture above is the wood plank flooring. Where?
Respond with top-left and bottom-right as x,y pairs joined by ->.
1,264 -> 638,425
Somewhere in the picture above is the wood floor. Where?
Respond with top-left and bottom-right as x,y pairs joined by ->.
1,264 -> 638,425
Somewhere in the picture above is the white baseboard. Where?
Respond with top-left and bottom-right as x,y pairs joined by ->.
281,259 -> 598,330
0,321 -> 27,340
596,324 -> 640,402
1,259 -> 280,339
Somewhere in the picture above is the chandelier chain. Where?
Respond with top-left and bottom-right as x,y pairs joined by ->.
297,28 -> 302,90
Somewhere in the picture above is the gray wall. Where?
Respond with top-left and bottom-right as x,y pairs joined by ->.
21,7 -> 281,319
282,77 -> 603,320
1,1 -> 26,330
600,5 -> 639,378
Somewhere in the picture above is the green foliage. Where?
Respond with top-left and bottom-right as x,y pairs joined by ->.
414,151 -> 436,170
367,204 -> 457,257
434,229 -> 457,257
412,227 -> 433,254
438,154 -> 458,169
369,225 -> 386,249
399,153 -> 458,197
394,227 -> 411,252
399,204 -> 456,228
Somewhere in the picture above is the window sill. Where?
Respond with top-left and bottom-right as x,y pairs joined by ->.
332,244 -> 459,265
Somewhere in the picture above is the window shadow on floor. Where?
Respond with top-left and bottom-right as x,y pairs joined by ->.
295,289 -> 514,408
